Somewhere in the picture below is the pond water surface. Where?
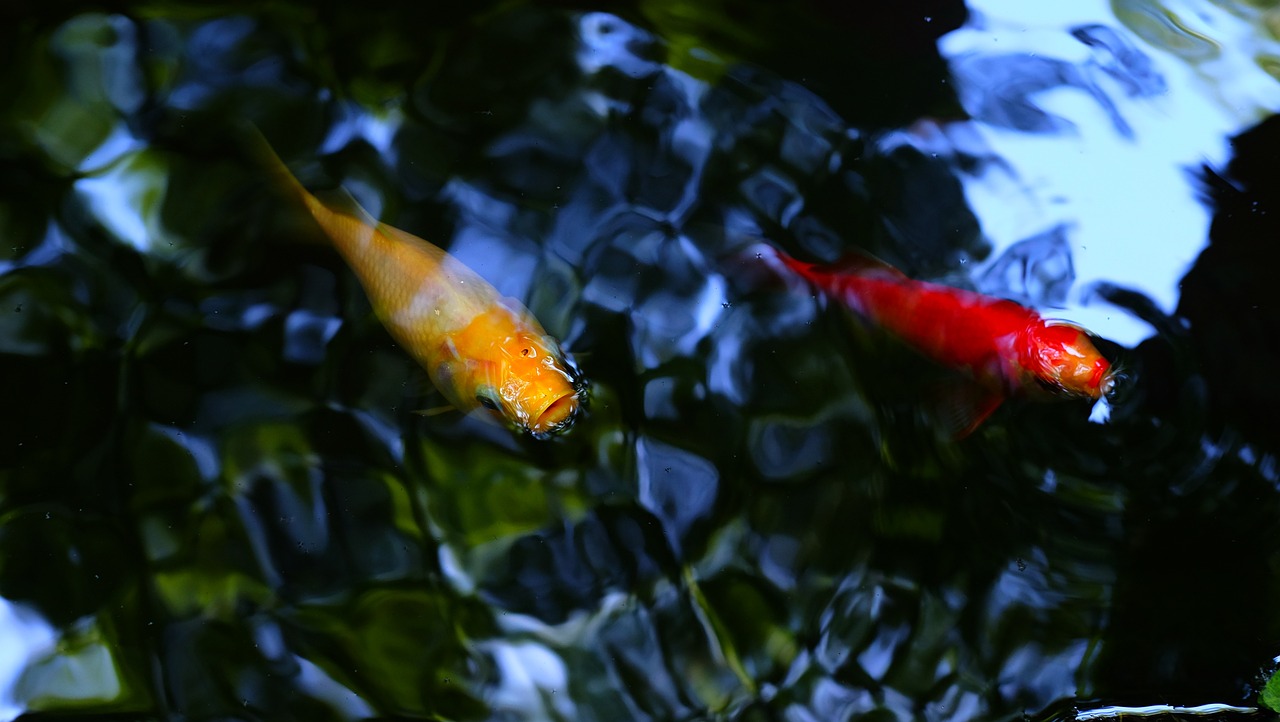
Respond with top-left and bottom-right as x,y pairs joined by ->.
2,1 -> 1280,720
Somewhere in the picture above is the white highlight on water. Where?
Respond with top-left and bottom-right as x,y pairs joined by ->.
939,0 -> 1280,347
1074,702 -> 1257,720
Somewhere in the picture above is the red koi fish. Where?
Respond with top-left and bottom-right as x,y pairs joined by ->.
760,245 -> 1114,434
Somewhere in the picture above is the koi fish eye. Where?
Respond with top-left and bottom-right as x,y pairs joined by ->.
475,392 -> 501,412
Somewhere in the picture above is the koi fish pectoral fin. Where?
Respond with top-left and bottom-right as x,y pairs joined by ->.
957,395 -> 1003,439
411,405 -> 457,417
406,372 -> 454,417
931,383 -> 1004,439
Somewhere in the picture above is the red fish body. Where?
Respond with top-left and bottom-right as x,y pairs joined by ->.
768,247 -> 1114,431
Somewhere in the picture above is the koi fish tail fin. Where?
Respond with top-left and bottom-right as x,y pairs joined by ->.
240,123 -> 310,203
718,241 -> 815,297
721,239 -> 782,269
239,123 -> 349,246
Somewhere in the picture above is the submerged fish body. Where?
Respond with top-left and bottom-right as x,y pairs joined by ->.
258,139 -> 584,437
766,246 -> 1114,432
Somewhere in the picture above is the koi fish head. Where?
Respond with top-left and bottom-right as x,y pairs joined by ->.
484,331 -> 586,437
1017,321 -> 1115,399
440,306 -> 585,437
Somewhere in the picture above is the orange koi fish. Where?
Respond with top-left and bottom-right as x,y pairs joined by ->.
761,245 -> 1114,433
256,136 -> 585,437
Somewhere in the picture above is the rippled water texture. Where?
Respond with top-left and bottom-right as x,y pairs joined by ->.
2,1 -> 1280,720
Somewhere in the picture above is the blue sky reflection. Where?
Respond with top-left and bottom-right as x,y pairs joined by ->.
938,0 -> 1280,346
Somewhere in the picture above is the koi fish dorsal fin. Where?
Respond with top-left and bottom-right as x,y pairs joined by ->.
719,241 -> 799,292
821,248 -> 907,279
727,242 -> 904,279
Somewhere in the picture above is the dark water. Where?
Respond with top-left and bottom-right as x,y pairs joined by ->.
1,1 -> 1279,720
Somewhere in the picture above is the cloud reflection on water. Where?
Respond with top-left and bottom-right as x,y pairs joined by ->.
937,0 -> 1280,347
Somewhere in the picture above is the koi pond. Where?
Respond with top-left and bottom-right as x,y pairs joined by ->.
3,1 -> 1280,720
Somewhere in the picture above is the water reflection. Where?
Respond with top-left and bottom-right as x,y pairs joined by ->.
1,1 -> 1279,720
0,600 -> 56,719
940,0 -> 1280,347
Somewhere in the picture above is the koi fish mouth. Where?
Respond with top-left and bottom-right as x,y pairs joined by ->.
1089,358 -> 1114,398
525,376 -> 588,438
520,354 -> 588,438
531,393 -> 580,435
1097,372 -> 1115,397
